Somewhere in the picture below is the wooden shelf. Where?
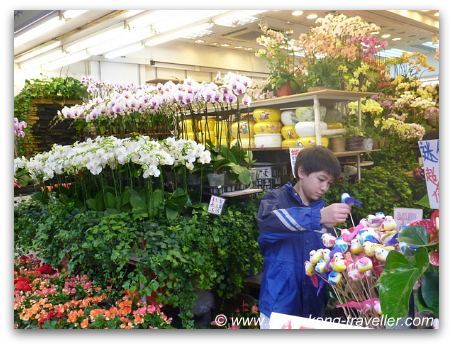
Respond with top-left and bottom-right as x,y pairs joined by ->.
204,89 -> 376,116
220,188 -> 263,198
250,89 -> 377,109
249,147 -> 380,157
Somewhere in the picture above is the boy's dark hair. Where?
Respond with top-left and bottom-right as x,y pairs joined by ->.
294,146 -> 341,180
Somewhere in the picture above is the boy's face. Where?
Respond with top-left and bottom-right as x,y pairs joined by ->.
297,169 -> 334,202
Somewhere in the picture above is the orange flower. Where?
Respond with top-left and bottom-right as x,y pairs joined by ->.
67,310 -> 80,323
80,318 -> 89,329
89,308 -> 106,321
134,315 -> 144,325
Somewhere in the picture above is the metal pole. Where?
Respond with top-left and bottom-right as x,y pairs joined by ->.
314,95 -> 321,145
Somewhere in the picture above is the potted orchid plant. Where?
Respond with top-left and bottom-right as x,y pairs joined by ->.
256,24 -> 304,96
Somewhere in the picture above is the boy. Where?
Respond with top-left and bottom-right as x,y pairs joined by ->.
257,146 -> 350,329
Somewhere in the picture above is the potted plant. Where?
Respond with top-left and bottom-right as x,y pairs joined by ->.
255,24 -> 304,97
295,13 -> 388,93
205,143 -> 254,189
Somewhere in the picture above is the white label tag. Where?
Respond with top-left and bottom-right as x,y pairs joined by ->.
289,147 -> 303,178
393,207 -> 424,231
208,195 -> 226,215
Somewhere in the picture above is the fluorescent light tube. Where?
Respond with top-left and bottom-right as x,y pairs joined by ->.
104,43 -> 144,59
422,41 -> 439,49
129,10 -> 226,31
44,51 -> 90,70
65,25 -> 126,53
14,15 -> 65,49
18,48 -> 65,69
87,27 -> 152,55
63,10 -> 88,19
145,23 -> 213,47
213,10 -> 267,27
15,41 -> 61,63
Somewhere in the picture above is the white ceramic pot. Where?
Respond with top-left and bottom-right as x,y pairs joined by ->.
294,121 -> 328,137
281,109 -> 297,125
254,134 -> 282,148
295,105 -> 327,122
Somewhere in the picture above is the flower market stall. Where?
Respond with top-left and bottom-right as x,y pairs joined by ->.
13,10 -> 439,330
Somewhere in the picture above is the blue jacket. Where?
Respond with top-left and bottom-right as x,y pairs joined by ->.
257,182 -> 327,318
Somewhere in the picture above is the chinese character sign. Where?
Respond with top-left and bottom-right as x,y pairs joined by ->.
393,207 -> 424,231
418,139 -> 439,209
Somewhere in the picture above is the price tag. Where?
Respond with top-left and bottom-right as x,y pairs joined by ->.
208,195 -> 226,215
289,147 -> 303,178
393,207 -> 423,231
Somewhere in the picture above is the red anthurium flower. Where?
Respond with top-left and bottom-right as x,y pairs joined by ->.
431,210 -> 439,231
408,219 -> 438,243
429,251 -> 439,267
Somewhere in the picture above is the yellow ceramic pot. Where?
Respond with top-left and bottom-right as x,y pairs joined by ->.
216,138 -> 232,147
179,119 -> 196,133
197,117 -> 217,132
197,132 -> 216,143
282,139 -> 300,148
281,125 -> 298,140
253,121 -> 282,134
215,120 -> 230,138
185,132 -> 195,141
327,122 -> 344,129
296,137 -> 329,148
231,120 -> 255,139
253,108 -> 281,122
231,138 -> 255,149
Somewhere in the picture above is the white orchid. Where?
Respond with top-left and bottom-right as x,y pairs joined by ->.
15,136 -> 212,182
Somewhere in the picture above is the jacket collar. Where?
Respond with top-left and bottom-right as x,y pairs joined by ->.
283,182 -> 324,208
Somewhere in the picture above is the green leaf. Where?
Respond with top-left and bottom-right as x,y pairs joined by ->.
95,192 -> 105,211
415,287 -> 431,313
421,269 -> 439,315
415,194 -> 431,209
399,226 -> 429,247
166,188 -> 188,212
166,208 -> 178,221
129,189 -> 146,212
148,189 -> 164,217
105,192 -> 117,209
86,198 -> 97,210
121,189 -> 131,207
379,248 -> 429,319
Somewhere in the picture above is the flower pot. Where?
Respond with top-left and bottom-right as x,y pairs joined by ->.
275,81 -> 293,97
329,137 -> 346,152
363,137 -> 374,151
346,137 -> 365,151
207,173 -> 225,187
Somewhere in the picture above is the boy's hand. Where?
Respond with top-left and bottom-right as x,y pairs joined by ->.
320,203 -> 351,226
